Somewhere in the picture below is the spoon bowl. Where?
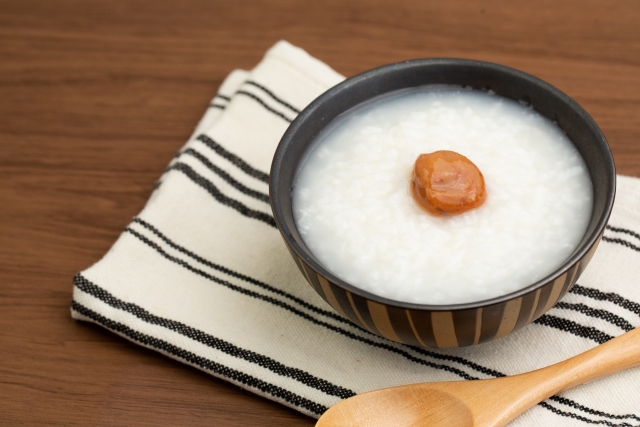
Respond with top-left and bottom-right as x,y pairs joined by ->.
318,385 -> 473,427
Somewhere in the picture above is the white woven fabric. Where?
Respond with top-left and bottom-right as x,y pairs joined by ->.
72,40 -> 640,425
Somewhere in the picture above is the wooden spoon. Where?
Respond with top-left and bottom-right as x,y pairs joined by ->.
316,327 -> 640,427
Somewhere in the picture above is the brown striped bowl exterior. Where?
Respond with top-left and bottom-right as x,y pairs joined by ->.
270,59 -> 616,348
283,234 -> 602,348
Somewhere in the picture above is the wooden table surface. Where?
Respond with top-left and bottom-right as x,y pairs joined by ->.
1,1 -> 639,425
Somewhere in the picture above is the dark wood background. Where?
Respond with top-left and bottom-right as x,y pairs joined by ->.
1,1 -> 639,425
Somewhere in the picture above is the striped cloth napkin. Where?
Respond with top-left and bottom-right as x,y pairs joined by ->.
71,41 -> 640,425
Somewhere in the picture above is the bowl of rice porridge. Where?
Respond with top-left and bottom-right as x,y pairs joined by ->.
270,59 -> 615,348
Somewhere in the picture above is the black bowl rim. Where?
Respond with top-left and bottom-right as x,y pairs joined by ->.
270,58 -> 616,312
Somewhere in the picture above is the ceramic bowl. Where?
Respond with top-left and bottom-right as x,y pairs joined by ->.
270,59 -> 616,348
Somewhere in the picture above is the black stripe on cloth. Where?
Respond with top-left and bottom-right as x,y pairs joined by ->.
570,284 -> 640,318
235,90 -> 293,123
554,302 -> 635,332
606,225 -> 640,242
132,217 -> 506,379
540,402 -> 639,427
215,94 -> 231,101
245,81 -> 301,114
70,300 -> 328,416
170,161 -> 276,227
550,396 -> 640,423
209,103 -> 226,110
131,217 -> 348,324
74,274 -> 355,400
196,134 -> 270,183
181,148 -> 269,203
122,226 -> 481,381
534,314 -> 614,344
408,347 -> 504,379
602,236 -> 640,253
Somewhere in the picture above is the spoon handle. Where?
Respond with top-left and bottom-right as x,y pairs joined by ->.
481,327 -> 640,427
500,326 -> 640,420
530,326 -> 640,392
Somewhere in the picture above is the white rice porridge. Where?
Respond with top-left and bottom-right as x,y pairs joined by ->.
292,86 -> 593,305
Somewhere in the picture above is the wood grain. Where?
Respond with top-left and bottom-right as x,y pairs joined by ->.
0,0 -> 639,425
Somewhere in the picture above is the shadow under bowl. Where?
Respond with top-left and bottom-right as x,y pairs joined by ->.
270,59 -> 616,348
